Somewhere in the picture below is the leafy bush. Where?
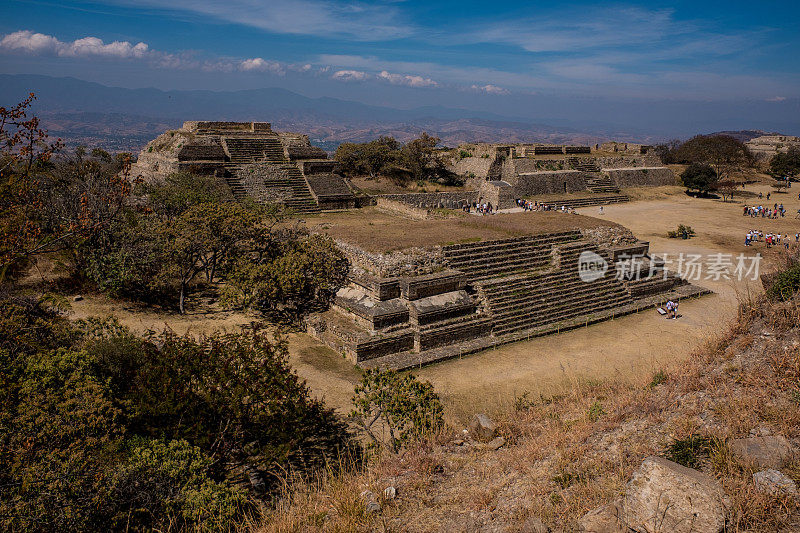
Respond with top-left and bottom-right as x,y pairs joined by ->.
649,369 -> 668,388
0,296 -> 355,531
766,262 -> 800,301
586,401 -> 605,421
667,224 -> 696,239
111,438 -> 247,531
350,369 -> 444,453
664,435 -> 720,468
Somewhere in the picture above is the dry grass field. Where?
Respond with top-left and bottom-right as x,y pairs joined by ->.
309,207 -> 620,252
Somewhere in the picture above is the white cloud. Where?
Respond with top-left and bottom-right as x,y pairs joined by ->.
239,57 -> 284,74
766,96 -> 787,102
1,30 -> 149,59
470,84 -> 510,95
0,30 -> 60,55
332,69 -> 370,81
378,70 -> 438,88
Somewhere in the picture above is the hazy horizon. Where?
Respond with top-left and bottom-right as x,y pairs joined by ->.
2,0 -> 799,137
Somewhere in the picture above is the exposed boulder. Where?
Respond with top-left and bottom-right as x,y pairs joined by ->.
521,515 -> 551,533
623,456 -> 728,533
469,413 -> 498,443
753,469 -> 798,496
578,498 -> 627,533
728,435 -> 794,469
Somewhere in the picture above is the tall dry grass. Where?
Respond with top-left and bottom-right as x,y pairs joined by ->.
249,292 -> 800,532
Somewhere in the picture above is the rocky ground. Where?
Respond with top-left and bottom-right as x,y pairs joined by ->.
260,293 -> 800,532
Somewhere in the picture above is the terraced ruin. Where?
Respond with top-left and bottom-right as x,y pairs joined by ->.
449,142 -> 674,211
306,212 -> 709,370
130,122 -> 707,370
131,121 -> 356,212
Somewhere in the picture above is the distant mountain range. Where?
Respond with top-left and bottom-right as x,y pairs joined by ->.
0,74 -> 759,152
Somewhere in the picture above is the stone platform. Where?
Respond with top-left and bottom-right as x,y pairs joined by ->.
307,228 -> 710,369
131,121 -> 355,213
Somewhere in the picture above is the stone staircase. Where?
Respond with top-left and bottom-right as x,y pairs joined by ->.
223,173 -> 247,200
478,242 -> 631,337
585,174 -> 620,193
219,135 -> 320,213
441,231 -> 583,284
537,194 -> 629,209
276,164 -> 320,213
567,157 -> 601,172
222,136 -> 285,163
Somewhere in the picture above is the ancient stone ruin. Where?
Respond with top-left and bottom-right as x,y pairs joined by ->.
448,142 -> 675,210
307,224 -> 709,370
745,134 -> 800,159
131,121 -> 356,212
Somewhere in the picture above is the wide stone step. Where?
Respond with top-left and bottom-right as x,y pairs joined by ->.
487,278 -> 607,306
492,296 -> 631,336
446,253 -> 553,274
492,293 -> 631,328
492,300 -> 629,336
489,286 -> 628,318
442,232 -> 582,255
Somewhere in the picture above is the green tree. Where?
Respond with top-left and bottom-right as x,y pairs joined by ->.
769,147 -> 800,178
673,135 -> 754,180
350,368 -> 444,453
142,172 -> 232,222
681,163 -> 718,194
334,137 -> 400,178
400,132 -> 444,182
224,232 -> 348,320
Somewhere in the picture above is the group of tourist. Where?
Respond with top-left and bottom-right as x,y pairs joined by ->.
743,203 -> 787,218
514,198 -> 577,214
745,230 -> 799,249
464,201 -> 496,215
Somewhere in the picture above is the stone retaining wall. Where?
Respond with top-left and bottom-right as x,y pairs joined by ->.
512,171 -> 590,195
380,191 -> 479,209
333,239 -> 446,278
375,198 -> 432,220
603,167 -> 676,187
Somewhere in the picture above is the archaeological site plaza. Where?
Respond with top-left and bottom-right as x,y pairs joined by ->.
134,121 -> 710,370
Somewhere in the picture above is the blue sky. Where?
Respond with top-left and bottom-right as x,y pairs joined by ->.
1,0 -> 799,134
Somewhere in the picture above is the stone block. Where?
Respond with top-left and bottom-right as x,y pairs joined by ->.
623,456 -> 728,533
753,469 -> 797,495
469,414 -> 497,443
578,498 -> 626,533
729,435 -> 794,469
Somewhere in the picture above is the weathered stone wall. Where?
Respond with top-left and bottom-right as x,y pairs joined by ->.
376,198 -> 431,220
183,121 -> 271,133
597,142 -> 653,154
477,180 -> 516,208
236,163 -> 294,202
602,167 -> 676,188
333,239 -> 446,277
379,192 -> 479,209
512,171 -> 590,196
130,151 -> 180,182
596,154 -> 662,167
450,156 -> 495,180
